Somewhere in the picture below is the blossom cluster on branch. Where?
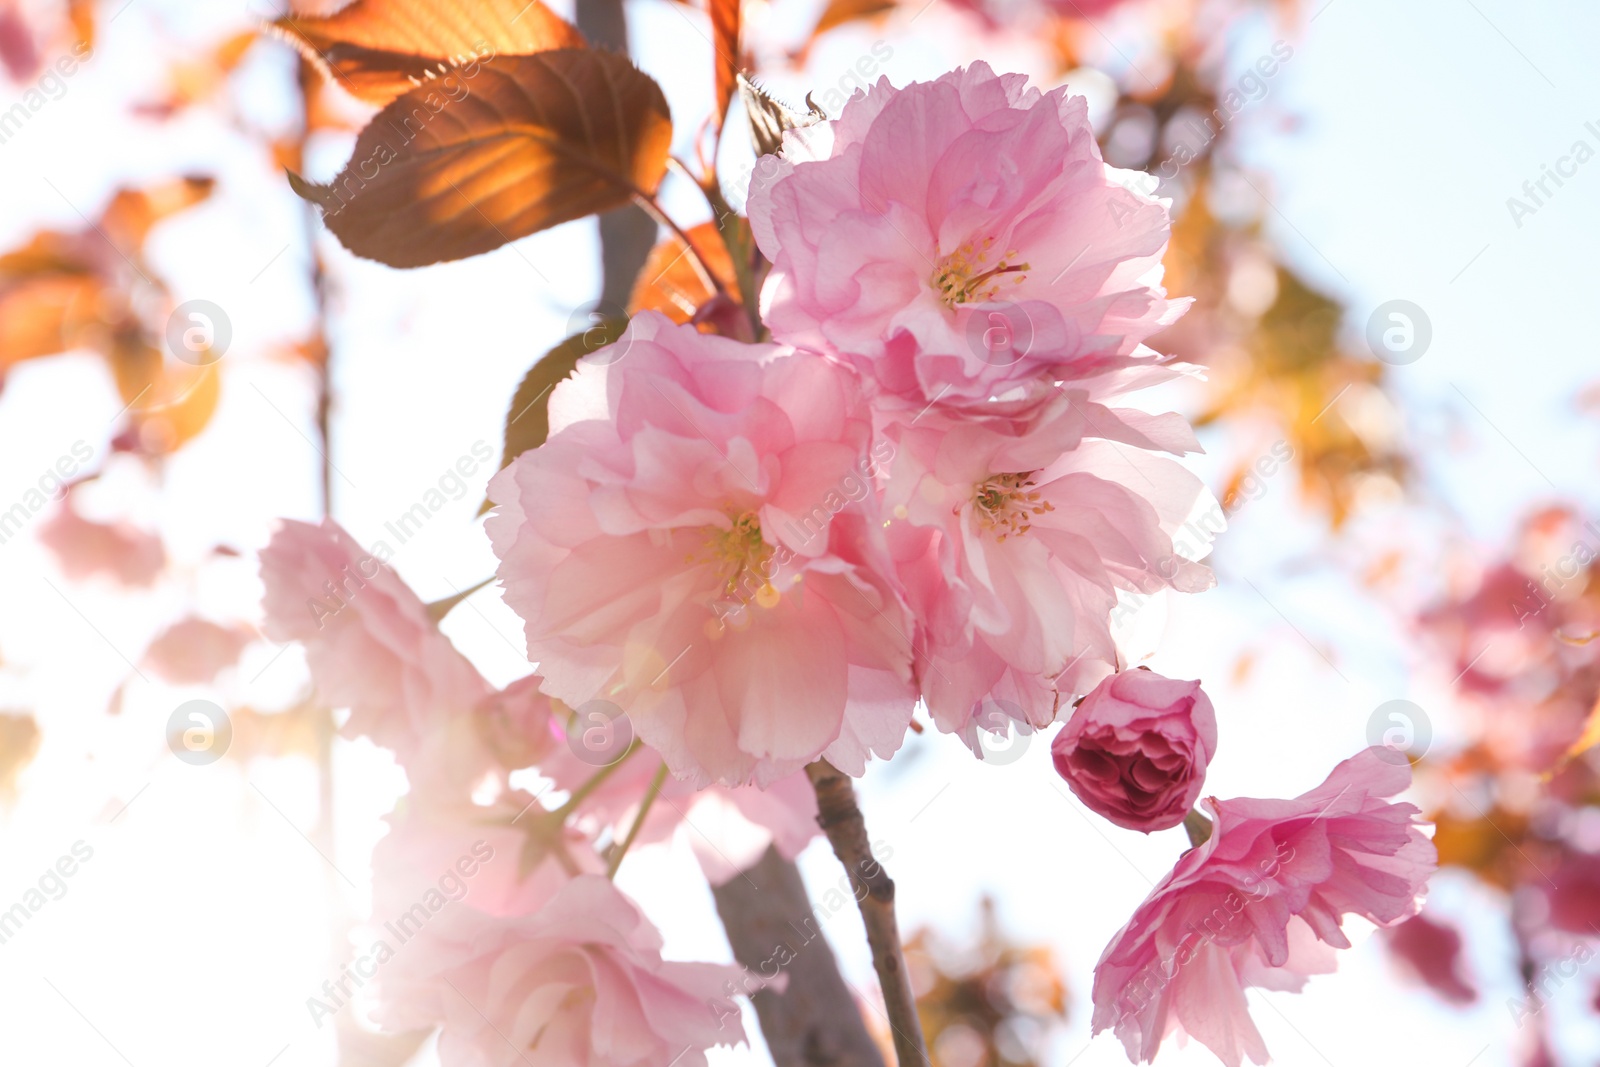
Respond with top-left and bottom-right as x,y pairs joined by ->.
259,49 -> 1435,1067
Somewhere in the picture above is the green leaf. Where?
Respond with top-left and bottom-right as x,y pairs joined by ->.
478,317 -> 629,515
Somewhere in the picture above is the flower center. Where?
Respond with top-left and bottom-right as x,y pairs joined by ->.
971,473 -> 1053,541
931,238 -> 1030,307
704,510 -> 776,600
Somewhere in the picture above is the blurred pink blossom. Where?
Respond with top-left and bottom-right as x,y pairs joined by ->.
374,874 -> 747,1067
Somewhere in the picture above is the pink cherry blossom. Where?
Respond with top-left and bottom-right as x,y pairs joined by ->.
38,495 -> 165,586
259,519 -> 495,778
883,388 -> 1214,744
1052,667 -> 1217,831
487,312 -> 916,787
1092,748 -> 1436,1066
747,61 -> 1187,414
373,874 -> 748,1067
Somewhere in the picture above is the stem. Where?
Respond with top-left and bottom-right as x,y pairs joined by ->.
1183,809 -> 1214,848
606,760 -> 668,878
550,738 -> 640,822
629,188 -> 723,298
805,759 -> 929,1067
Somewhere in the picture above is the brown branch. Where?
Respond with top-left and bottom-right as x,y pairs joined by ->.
712,846 -> 886,1067
805,760 -> 929,1067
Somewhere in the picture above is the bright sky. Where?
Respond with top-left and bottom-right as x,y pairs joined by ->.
0,0 -> 1595,1065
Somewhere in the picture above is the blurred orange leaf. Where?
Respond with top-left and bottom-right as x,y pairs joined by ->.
290,50 -> 671,268
0,712 -> 40,801
0,273 -> 100,369
110,340 -> 222,453
814,0 -> 897,36
273,0 -> 583,106
710,0 -> 740,127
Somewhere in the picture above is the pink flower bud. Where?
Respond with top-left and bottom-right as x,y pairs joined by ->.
1051,667 -> 1217,832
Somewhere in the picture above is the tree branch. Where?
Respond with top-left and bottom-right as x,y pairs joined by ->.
805,760 -> 929,1067
712,846 -> 886,1067
576,0 -> 657,314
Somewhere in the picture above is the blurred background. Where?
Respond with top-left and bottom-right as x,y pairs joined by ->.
0,0 -> 1597,1064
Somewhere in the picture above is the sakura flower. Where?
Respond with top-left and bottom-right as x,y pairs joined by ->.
487,312 -> 916,787
747,61 -> 1187,413
373,874 -> 748,1067
1092,748 -> 1437,1067
884,388 -> 1214,743
1052,667 -> 1216,832
259,519 -> 495,779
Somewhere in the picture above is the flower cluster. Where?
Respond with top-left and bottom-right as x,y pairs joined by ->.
489,63 -> 1212,786
258,61 -> 1434,1067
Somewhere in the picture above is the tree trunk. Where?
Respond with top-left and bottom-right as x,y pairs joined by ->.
712,846 -> 888,1067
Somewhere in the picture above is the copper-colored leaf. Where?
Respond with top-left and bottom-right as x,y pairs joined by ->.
273,0 -> 583,106
710,0 -> 740,127
290,50 -> 672,268
629,221 -> 736,324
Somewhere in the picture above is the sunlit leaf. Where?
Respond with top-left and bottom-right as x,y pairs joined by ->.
273,0 -> 583,106
629,221 -> 736,325
290,50 -> 672,268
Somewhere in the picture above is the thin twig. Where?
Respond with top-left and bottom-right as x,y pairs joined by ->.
607,760 -> 669,878
629,188 -> 723,298
805,759 -> 929,1067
